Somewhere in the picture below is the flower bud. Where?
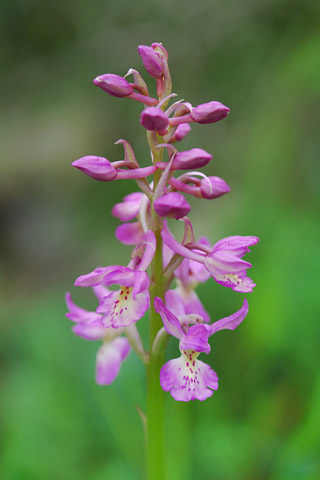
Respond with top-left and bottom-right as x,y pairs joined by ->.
93,74 -> 133,98
173,123 -> 191,142
200,176 -> 231,199
154,192 -> 191,219
140,107 -> 169,131
173,148 -> 212,170
138,45 -> 164,78
72,156 -> 117,181
190,101 -> 230,124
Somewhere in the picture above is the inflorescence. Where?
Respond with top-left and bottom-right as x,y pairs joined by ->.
66,42 -> 259,402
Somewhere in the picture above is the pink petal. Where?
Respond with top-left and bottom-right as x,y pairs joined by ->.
115,222 -> 145,245
99,289 -> 149,328
95,337 -> 131,385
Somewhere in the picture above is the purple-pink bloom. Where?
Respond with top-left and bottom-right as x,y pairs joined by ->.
75,266 -> 150,328
75,232 -> 156,328
204,236 -> 259,292
162,222 -> 259,292
96,337 -> 131,385
154,192 -> 191,219
154,295 -> 248,401
115,222 -> 145,245
65,289 -> 131,385
112,192 -> 144,222
160,354 -> 218,401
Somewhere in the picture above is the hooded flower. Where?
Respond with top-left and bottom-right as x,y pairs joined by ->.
154,294 -> 248,401
65,286 -> 131,385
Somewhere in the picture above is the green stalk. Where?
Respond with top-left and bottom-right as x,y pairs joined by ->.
146,135 -> 167,480
146,227 -> 166,480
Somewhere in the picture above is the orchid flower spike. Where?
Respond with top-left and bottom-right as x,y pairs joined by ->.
66,41 -> 259,412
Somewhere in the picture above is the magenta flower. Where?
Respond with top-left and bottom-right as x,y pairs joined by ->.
75,231 -> 156,328
154,295 -> 248,401
65,287 -> 131,385
111,191 -> 147,245
115,222 -> 145,245
162,222 -> 259,292
112,192 -> 144,222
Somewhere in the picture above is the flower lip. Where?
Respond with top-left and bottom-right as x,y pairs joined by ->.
190,101 -> 230,124
72,156 -> 117,181
93,74 -> 133,97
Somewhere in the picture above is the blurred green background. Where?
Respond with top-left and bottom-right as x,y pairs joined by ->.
1,0 -> 320,479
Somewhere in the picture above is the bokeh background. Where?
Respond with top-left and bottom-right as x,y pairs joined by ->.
1,1 -> 320,479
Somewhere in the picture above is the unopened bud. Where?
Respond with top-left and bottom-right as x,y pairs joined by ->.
173,148 -> 212,170
138,45 -> 164,78
170,123 -> 191,142
190,101 -> 230,124
140,107 -> 169,131
200,176 -> 231,199
72,156 -> 117,181
154,192 -> 191,219
93,74 -> 133,98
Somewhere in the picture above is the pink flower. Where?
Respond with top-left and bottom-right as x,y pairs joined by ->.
155,294 -> 248,401
65,287 -> 130,385
162,222 -> 259,292
74,231 -> 156,328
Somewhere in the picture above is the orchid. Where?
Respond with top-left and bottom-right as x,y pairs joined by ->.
66,41 -> 259,480
65,286 -> 131,385
154,293 -> 248,401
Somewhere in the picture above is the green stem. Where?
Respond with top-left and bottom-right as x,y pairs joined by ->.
146,228 -> 166,480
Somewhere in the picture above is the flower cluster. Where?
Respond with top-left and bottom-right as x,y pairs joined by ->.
66,43 -> 259,401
